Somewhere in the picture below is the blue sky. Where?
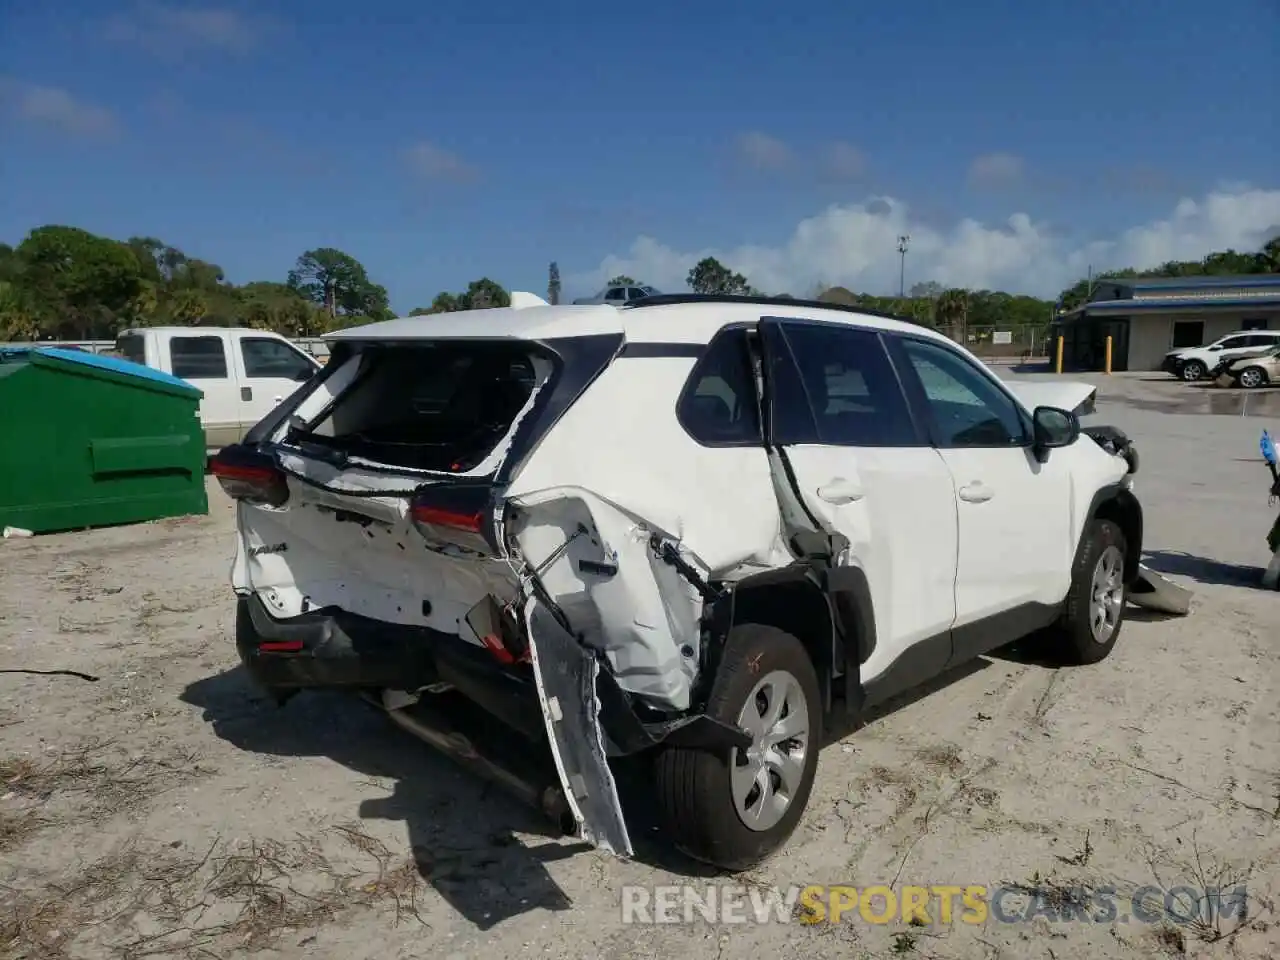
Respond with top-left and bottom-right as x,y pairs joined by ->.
2,0 -> 1278,310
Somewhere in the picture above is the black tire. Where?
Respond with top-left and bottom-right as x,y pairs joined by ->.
1050,519 -> 1128,665
652,623 -> 821,871
1180,360 -> 1206,381
1238,366 -> 1268,389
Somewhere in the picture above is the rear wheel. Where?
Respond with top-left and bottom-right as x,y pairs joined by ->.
1050,519 -> 1128,665
1180,360 -> 1206,381
653,623 -> 820,871
1237,366 -> 1268,389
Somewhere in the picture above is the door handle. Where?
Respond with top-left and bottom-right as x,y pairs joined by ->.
817,477 -> 864,504
241,386 -> 253,401
958,482 -> 993,503
273,396 -> 283,404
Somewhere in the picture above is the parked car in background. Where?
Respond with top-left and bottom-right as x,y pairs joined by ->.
572,284 -> 662,306
1215,346 -> 1280,389
115,327 -> 322,452
1161,330 -> 1280,381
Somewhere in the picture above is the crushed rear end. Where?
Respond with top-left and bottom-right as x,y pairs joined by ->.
214,318 -> 749,857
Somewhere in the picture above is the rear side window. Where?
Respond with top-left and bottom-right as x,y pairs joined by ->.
677,327 -> 761,446
115,334 -> 145,366
773,322 -> 918,447
170,336 -> 228,379
606,287 -> 626,300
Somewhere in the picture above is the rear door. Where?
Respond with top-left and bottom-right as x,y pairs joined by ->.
165,332 -> 239,449
233,335 -> 320,435
758,317 -> 959,694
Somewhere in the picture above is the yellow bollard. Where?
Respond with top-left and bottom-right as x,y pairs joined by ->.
1104,335 -> 1113,374
1055,335 -> 1064,374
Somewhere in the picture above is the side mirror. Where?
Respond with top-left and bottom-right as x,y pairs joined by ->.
1032,405 -> 1079,462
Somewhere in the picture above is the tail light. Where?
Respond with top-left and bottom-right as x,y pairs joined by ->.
409,485 -> 495,555
211,445 -> 289,507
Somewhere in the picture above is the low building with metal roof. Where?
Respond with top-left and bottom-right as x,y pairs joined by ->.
1048,274 -> 1280,371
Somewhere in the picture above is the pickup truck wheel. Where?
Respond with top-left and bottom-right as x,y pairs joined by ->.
652,623 -> 820,871
1180,360 -> 1206,381
1052,519 -> 1128,665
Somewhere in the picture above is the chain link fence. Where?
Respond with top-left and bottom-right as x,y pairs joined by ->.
934,324 -> 1049,363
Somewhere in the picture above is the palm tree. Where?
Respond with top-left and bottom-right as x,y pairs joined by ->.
1259,234 -> 1280,273
935,289 -> 970,342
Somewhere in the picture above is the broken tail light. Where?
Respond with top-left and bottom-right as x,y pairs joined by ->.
409,484 -> 496,555
211,445 -> 289,507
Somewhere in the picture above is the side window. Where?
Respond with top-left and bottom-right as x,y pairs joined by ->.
241,337 -> 316,380
775,322 -> 918,447
897,337 -> 1029,448
606,287 -> 626,301
169,336 -> 228,379
627,287 -> 647,301
1218,337 -> 1246,350
677,326 -> 761,446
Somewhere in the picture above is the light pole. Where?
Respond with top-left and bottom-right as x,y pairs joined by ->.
897,234 -> 911,297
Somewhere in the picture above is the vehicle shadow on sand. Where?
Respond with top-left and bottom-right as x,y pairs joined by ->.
181,666 -> 595,932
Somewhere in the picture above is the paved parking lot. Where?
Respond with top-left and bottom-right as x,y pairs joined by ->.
1,372 -> 1277,960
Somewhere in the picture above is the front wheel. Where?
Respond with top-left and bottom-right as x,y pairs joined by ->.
652,623 -> 821,871
1180,360 -> 1207,381
1237,366 -> 1268,389
1050,519 -> 1128,665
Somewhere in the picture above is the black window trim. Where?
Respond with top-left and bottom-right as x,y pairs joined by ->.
169,333 -> 229,380
765,315 -> 931,449
885,332 -> 1035,451
674,321 -> 762,449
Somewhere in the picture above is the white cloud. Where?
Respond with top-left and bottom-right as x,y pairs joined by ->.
569,186 -> 1280,300
0,80 -> 119,137
402,142 -> 478,183
968,152 -> 1024,188
104,3 -> 266,56
734,131 -> 794,171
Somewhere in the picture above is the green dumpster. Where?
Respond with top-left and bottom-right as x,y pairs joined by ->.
0,347 -> 208,533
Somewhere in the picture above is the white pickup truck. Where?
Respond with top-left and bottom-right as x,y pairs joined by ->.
115,326 -> 322,452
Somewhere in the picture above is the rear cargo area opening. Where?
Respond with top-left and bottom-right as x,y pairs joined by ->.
288,342 -> 548,472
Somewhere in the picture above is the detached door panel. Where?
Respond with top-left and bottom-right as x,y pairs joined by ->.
760,318 -> 958,688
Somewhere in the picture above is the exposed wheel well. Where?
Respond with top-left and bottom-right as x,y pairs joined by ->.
721,571 -> 836,714
1092,489 -> 1143,583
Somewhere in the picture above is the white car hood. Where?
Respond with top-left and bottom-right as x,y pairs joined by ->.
1004,379 -> 1098,417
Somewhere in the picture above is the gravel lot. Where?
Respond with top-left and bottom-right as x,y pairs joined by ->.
2,372 -> 1277,960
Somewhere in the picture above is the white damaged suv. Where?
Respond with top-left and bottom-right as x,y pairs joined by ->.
213,293 -> 1144,870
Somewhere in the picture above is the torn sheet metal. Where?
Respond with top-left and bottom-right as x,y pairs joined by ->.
523,596 -> 632,858
1128,563 -> 1193,615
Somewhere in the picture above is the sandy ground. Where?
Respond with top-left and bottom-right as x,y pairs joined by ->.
2,374 -> 1278,960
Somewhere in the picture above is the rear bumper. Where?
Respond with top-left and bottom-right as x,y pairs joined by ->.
233,593 -> 749,757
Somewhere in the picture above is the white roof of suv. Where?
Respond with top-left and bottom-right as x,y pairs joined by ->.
325,295 -> 946,347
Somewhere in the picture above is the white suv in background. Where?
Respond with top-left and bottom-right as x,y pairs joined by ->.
1162,330 -> 1280,381
213,293 -> 1146,870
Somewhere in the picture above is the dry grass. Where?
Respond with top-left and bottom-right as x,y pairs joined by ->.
0,823 -> 429,960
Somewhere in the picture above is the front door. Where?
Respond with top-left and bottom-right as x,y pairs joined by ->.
233,336 -> 319,437
758,318 -> 959,693
887,335 -> 1073,661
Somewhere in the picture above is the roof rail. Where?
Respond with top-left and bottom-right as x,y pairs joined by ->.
624,292 -> 911,324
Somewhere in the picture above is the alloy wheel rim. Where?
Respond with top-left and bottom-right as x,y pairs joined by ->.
1089,545 -> 1124,643
1240,369 -> 1262,388
730,670 -> 810,832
